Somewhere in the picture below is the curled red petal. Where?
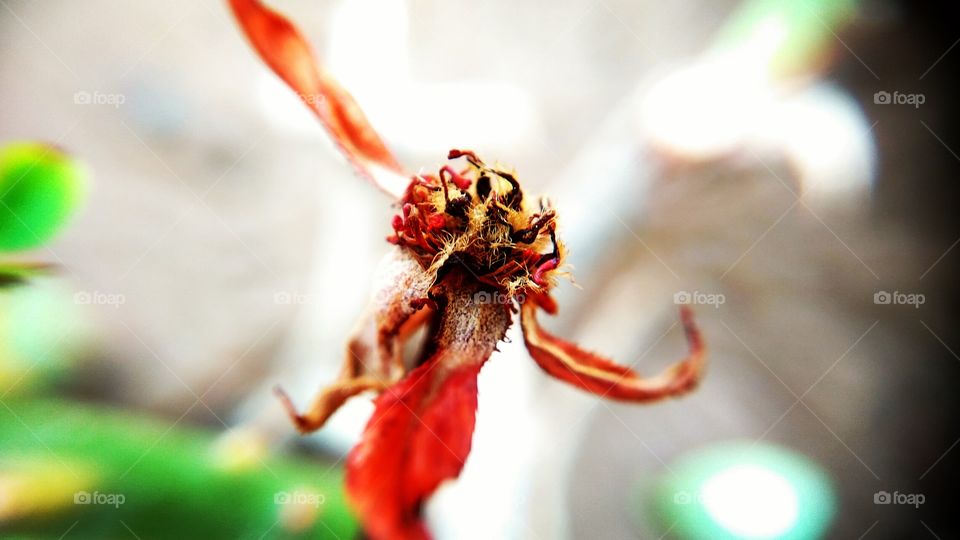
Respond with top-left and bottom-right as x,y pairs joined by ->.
228,0 -> 410,198
521,300 -> 705,401
346,361 -> 482,540
345,271 -> 511,540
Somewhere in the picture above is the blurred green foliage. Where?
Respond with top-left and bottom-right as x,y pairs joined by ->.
0,279 -> 90,397
715,0 -> 859,76
0,142 -> 85,252
0,399 -> 358,539
0,141 -> 358,538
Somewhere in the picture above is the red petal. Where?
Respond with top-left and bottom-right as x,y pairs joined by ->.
521,300 -> 705,401
345,270 -> 512,540
345,360 -> 483,540
228,0 -> 410,198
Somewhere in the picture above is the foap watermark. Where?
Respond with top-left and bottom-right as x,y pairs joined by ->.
74,290 -> 126,308
74,490 -> 125,508
274,490 -> 325,508
73,90 -> 126,108
874,290 -> 924,309
873,90 -> 925,109
473,291 -> 523,305
672,490 -> 704,505
874,490 -> 925,508
298,93 -> 324,107
273,291 -> 312,305
674,290 -> 725,308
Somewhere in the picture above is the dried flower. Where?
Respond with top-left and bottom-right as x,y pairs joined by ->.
228,2 -> 706,538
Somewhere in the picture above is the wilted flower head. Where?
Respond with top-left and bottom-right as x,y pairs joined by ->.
229,1 -> 706,539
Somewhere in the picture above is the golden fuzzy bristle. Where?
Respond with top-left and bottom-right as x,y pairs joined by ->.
393,151 -> 566,297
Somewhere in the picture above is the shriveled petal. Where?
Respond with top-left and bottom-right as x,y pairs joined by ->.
228,0 -> 410,198
276,248 -> 437,433
345,361 -> 480,540
345,271 -> 512,540
521,299 -> 705,401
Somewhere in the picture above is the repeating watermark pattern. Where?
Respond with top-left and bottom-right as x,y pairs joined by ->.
873,290 -> 925,309
472,291 -> 524,305
273,291 -> 312,305
74,490 -> 125,508
73,90 -> 126,108
74,290 -> 126,308
274,490 -> 325,508
674,290 -> 725,308
873,90 -> 925,108
874,490 -> 925,508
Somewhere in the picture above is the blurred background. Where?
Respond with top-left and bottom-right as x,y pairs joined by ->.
2,0 -> 959,538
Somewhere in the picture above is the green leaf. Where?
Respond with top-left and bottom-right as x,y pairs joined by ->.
0,398 -> 359,539
0,142 -> 86,251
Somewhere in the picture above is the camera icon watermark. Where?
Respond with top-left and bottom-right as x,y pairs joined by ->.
73,90 -> 126,108
674,290 -> 725,308
874,490 -> 924,508
274,490 -> 325,508
873,91 -> 891,105
873,90 -> 925,109
873,290 -> 924,309
74,490 -> 125,508
73,290 -> 126,308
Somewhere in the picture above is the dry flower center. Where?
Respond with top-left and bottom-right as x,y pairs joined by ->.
388,150 -> 565,297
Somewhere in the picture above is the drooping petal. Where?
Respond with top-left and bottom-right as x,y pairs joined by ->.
345,272 -> 512,540
520,299 -> 705,401
345,361 -> 481,540
276,248 -> 437,433
227,0 -> 410,198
